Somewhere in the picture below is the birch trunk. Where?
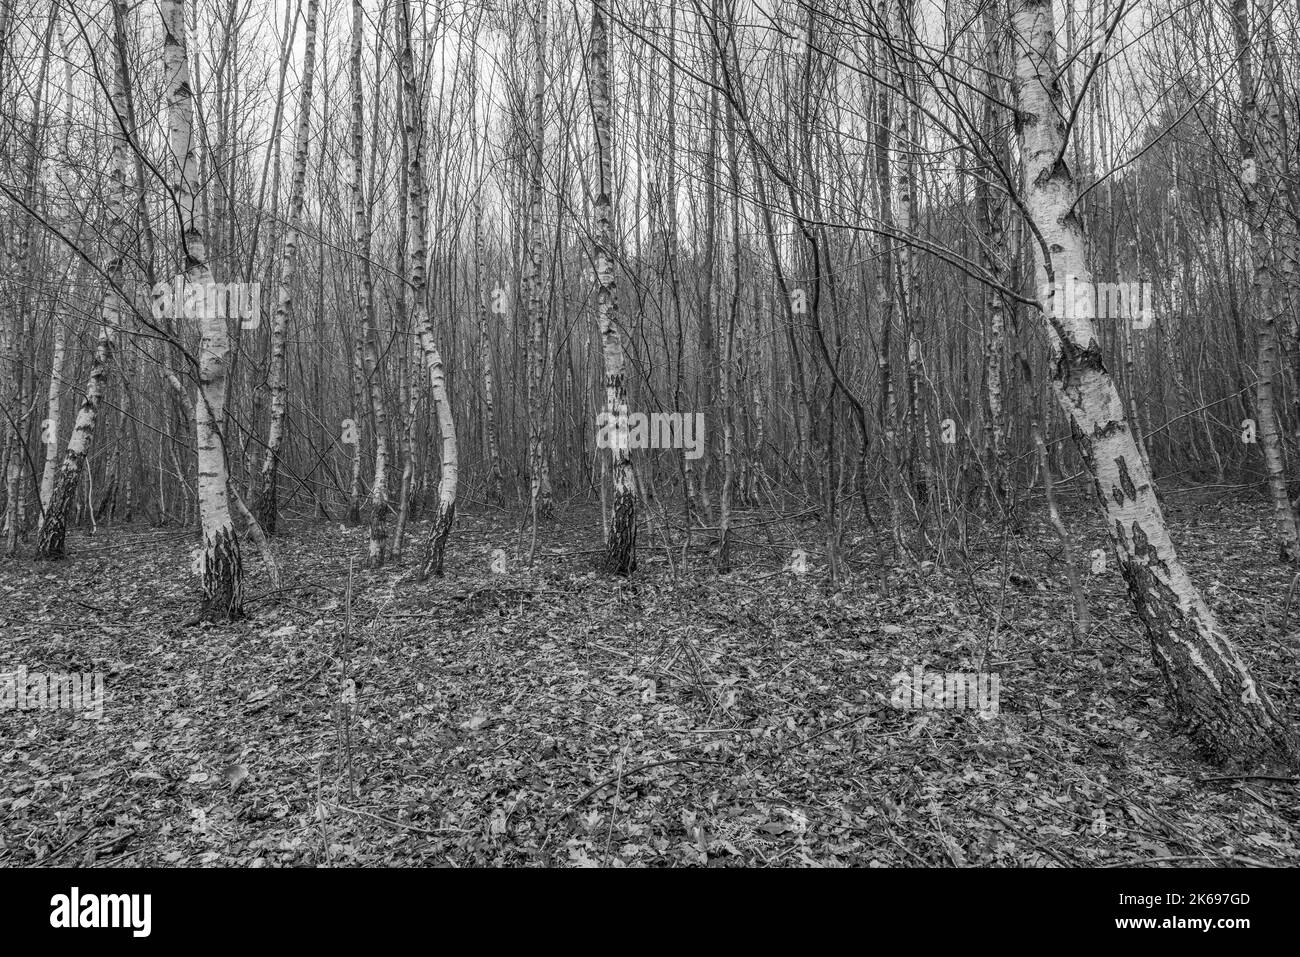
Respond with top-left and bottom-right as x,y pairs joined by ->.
476,201 -> 504,506
392,50 -> 416,555
977,0 -> 1010,509
350,0 -> 388,566
37,11 -> 74,527
592,0 -> 636,575
892,0 -> 924,509
1232,0 -> 1299,561
255,0 -> 319,535
717,33 -> 742,574
346,336 -> 364,524
527,0 -> 554,520
873,12 -> 907,559
37,318 -> 65,526
2,8 -> 55,550
398,0 -> 457,579
1013,0 -> 1293,765
162,0 -> 242,620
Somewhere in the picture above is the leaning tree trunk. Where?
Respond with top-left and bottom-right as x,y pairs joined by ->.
162,0 -> 242,620
414,302 -> 458,582
36,326 -> 111,559
591,0 -> 635,575
255,0 -> 319,535
37,35 -> 121,561
1012,0 -> 1293,765
398,0 -> 457,580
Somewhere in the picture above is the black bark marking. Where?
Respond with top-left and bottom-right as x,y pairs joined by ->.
1116,455 -> 1137,502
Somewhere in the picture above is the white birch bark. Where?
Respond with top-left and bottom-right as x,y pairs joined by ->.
592,0 -> 636,575
398,0 -> 457,580
1013,0 -> 1293,764
37,319 -> 65,524
162,0 -> 242,620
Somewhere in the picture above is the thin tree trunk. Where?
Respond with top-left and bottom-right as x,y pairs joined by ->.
592,0 -> 636,575
873,11 -> 907,559
2,10 -> 55,550
350,0 -> 388,566
255,0 -> 319,535
1232,0 -> 1299,561
392,45 -> 416,556
476,201 -> 504,506
398,0 -> 457,580
346,335 -> 364,524
527,0 -> 554,521
37,36 -> 125,558
977,1 -> 1010,510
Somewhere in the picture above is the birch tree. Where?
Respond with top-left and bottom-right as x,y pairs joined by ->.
398,0 -> 457,580
977,0 -> 1010,509
591,0 -> 635,575
527,0 -> 554,521
36,7 -> 73,527
255,0 -> 319,535
35,0 -> 131,559
1231,0 -> 1299,562
162,0 -> 242,620
350,0 -> 389,566
1012,0 -> 1294,764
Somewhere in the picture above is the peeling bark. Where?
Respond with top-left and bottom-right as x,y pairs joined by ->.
1013,0 -> 1294,766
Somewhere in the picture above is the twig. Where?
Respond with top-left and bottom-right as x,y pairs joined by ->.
753,710 -> 887,770
333,805 -> 464,835
565,758 -> 732,812
1102,853 -> 1267,868
969,807 -> 1077,867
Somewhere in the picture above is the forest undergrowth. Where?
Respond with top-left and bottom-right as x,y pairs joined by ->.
1,490 -> 1296,867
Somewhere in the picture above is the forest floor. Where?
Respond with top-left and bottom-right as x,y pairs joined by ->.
1,489 -> 1297,867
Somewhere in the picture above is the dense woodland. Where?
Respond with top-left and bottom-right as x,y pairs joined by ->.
1,0 -> 1299,868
